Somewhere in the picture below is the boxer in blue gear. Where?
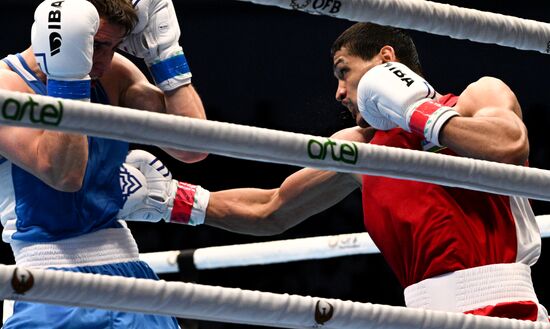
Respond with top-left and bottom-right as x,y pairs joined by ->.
0,0 -> 208,327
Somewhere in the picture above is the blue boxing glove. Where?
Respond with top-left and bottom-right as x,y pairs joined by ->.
118,150 -> 209,225
358,62 -> 459,146
118,0 -> 192,91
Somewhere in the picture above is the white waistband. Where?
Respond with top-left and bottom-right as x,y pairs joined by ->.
10,227 -> 140,268
404,263 -> 538,313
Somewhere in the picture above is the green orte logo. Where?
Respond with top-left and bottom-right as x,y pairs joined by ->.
1,97 -> 63,126
307,138 -> 358,164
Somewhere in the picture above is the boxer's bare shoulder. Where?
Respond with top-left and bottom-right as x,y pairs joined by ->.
331,126 -> 375,143
0,67 -> 35,94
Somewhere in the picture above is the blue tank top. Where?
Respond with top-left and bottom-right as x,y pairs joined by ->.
2,54 -> 128,242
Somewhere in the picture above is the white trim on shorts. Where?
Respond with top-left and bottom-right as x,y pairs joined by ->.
10,226 -> 139,268
404,263 -> 548,321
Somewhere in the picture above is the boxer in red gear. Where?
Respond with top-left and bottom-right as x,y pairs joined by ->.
197,22 -> 547,322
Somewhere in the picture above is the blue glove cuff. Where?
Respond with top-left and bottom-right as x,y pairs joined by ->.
149,54 -> 191,86
47,79 -> 91,100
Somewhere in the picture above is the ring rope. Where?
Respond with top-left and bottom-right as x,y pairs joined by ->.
236,0 -> 550,54
1,91 -> 550,200
140,215 -> 550,274
1,264 -> 548,329
1,4 -> 547,327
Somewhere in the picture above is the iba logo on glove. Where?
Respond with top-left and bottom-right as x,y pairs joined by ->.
47,0 -> 65,56
383,62 -> 415,87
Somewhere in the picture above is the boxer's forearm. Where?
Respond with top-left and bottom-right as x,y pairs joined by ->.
163,85 -> 208,163
37,131 -> 88,191
439,113 -> 528,165
205,168 -> 360,236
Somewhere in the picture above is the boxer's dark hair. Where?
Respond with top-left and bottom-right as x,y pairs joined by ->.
331,22 -> 423,76
88,0 -> 137,36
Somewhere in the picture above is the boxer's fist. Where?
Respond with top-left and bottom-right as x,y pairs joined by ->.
358,62 -> 458,145
119,150 -> 209,225
119,0 -> 192,91
358,62 -> 435,130
31,0 -> 98,100
356,94 -> 398,130
119,162 -> 166,222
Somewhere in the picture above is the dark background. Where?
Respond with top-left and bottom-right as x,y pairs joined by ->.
2,1 -> 550,328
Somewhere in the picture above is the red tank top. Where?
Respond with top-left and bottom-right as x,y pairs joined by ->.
361,94 -> 539,288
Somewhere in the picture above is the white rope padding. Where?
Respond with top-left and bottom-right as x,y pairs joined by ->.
236,0 -> 550,54
1,265 -> 549,329
1,91 -> 550,200
141,215 -> 550,273
140,231 -> 379,273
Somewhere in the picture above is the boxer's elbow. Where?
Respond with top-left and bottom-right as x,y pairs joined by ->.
51,174 -> 84,192
257,215 -> 292,236
492,123 -> 529,165
164,148 -> 208,163
178,151 -> 209,164
498,137 -> 529,165
41,165 -> 85,192
56,179 -> 84,192
235,217 -> 291,236
261,209 -> 303,235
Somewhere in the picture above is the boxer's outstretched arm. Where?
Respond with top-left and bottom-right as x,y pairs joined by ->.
118,128 -> 368,233
118,148 -> 359,235
204,127 -> 368,236
440,77 -> 528,165
205,168 -> 360,236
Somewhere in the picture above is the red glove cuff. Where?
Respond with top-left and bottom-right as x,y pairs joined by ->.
170,181 -> 197,224
409,100 -> 443,136
408,99 -> 459,146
